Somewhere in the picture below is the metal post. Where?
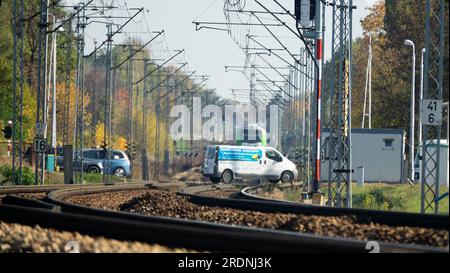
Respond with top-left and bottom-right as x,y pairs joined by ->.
419,48 -> 426,146
51,21 -> 57,150
404,39 -> 416,182
368,35 -> 372,129
362,35 -> 372,129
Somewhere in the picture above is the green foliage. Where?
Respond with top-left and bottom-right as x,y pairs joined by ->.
0,165 -> 35,185
353,188 -> 406,211
323,1 -> 449,132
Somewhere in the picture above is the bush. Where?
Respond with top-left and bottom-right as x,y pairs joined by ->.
0,165 -> 35,185
353,188 -> 406,211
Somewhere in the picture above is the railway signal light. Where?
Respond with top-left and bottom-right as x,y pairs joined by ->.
2,121 -> 12,140
295,0 -> 316,27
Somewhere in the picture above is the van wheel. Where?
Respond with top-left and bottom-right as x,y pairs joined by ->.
209,177 -> 221,183
221,170 -> 233,184
280,171 -> 293,183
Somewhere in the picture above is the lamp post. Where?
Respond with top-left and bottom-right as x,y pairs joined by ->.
419,48 -> 426,145
404,39 -> 416,182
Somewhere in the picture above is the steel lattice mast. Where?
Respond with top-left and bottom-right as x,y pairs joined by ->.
34,0 -> 49,185
421,0 -> 446,214
63,19 -> 73,146
103,23 -> 114,184
327,0 -> 353,208
12,0 -> 25,185
74,4 -> 86,184
127,46 -> 134,175
141,59 -> 150,181
154,69 -> 161,180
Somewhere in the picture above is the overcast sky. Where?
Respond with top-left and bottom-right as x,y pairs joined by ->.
67,0 -> 380,100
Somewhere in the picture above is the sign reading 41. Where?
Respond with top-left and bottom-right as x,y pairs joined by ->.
422,99 -> 443,126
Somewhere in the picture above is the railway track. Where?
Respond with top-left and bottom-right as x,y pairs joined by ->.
0,183 -> 448,253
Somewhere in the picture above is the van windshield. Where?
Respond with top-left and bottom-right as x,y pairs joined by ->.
206,147 -> 216,160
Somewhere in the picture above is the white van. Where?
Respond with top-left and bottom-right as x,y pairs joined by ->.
202,145 -> 298,184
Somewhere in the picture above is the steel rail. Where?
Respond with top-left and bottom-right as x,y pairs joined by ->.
179,191 -> 449,230
0,184 -> 447,253
46,185 -> 449,252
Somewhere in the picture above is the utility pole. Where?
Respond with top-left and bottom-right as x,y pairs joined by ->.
362,34 -> 373,129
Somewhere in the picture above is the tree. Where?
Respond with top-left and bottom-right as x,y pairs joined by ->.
349,0 -> 448,135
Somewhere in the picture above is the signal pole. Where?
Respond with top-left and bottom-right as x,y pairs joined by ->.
312,0 -> 323,194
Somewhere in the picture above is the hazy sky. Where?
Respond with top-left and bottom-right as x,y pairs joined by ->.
68,0 -> 380,100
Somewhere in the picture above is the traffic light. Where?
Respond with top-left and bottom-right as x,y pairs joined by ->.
2,123 -> 12,140
100,140 -> 107,150
125,141 -> 137,158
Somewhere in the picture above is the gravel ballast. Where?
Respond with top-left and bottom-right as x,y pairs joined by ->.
0,221 -> 190,253
120,191 -> 448,248
61,189 -> 449,248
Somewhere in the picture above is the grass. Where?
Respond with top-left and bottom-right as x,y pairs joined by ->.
268,182 -> 449,215
0,156 -> 123,185
350,183 -> 449,214
45,171 -> 123,185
